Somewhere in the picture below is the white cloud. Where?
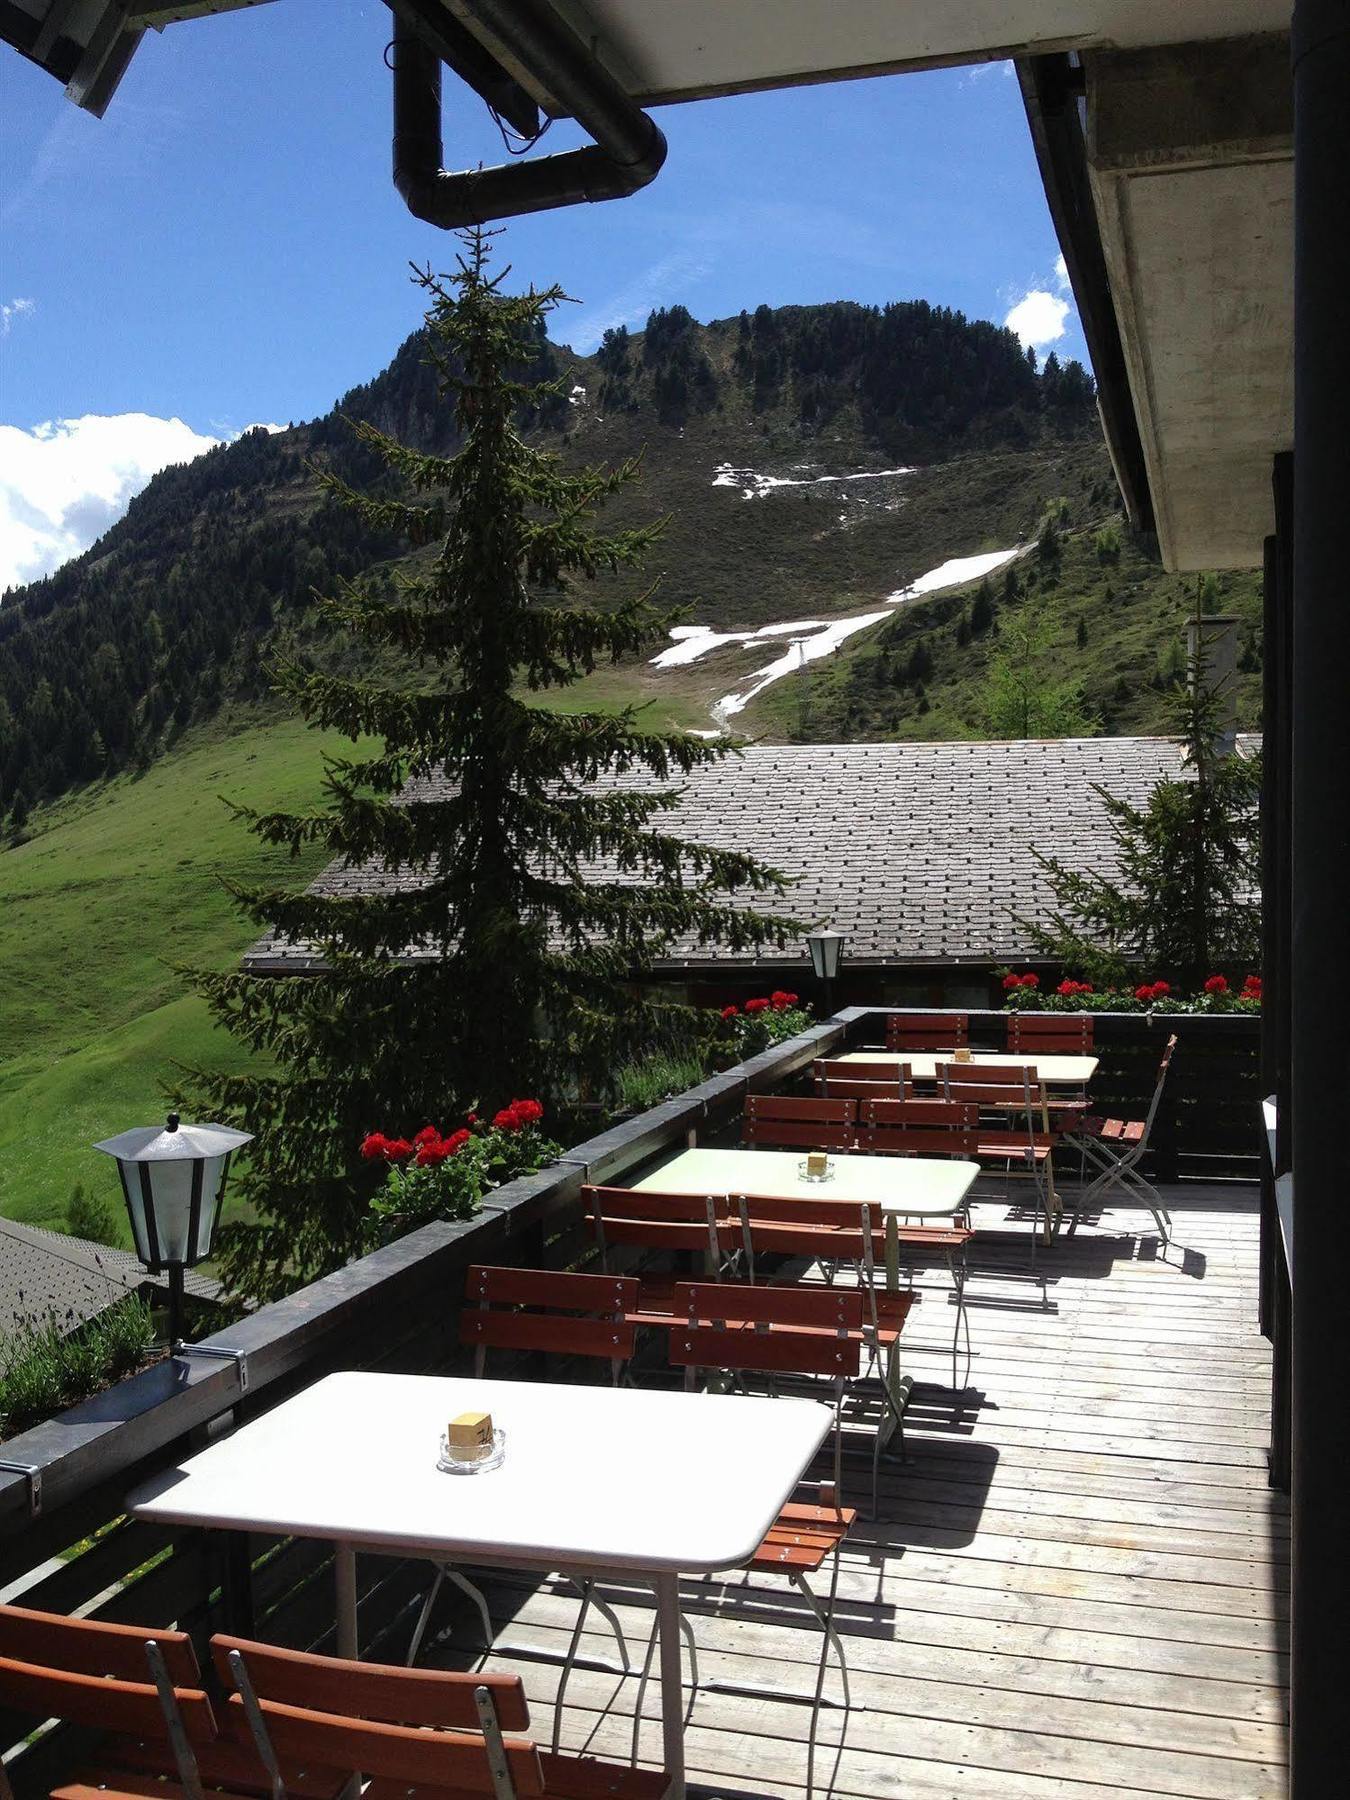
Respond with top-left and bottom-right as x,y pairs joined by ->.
2,297 -> 35,335
0,412 -> 221,593
1054,253 -> 1070,291
1004,288 -> 1071,350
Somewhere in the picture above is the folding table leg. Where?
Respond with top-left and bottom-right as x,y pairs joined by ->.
332,1545 -> 361,1800
653,1573 -> 686,1800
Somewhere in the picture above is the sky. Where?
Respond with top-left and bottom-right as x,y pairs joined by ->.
0,0 -> 1085,593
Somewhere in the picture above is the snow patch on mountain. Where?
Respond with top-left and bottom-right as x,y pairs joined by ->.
887,548 -> 1020,602
712,462 -> 916,500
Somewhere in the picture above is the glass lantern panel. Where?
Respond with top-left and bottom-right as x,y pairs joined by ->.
137,1154 -> 228,1265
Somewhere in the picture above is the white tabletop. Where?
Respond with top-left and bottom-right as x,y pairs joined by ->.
837,1049 -> 1098,1085
127,1371 -> 830,1575
638,1146 -> 979,1218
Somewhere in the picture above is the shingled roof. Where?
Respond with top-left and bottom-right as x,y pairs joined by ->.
0,1216 -> 219,1340
242,736 -> 1253,974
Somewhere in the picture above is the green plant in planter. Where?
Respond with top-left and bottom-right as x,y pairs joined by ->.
718,991 -> 814,1060
999,970 -> 1261,1014
362,1100 -> 560,1235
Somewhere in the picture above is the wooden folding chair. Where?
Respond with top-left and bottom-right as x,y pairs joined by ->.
407,1268 -> 654,1746
742,1094 -> 858,1150
0,1602 -> 345,1800
812,1058 -> 909,1103
644,1285 -> 861,1798
582,1185 -> 736,1319
938,1063 -> 1059,1250
1072,1034 -> 1178,1243
214,1635 -> 669,1800
885,1011 -> 969,1053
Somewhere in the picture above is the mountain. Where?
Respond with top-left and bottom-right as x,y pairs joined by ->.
0,298 -> 1260,821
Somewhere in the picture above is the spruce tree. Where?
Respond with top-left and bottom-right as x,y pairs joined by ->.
181,234 -> 797,1303
1021,603 -> 1260,984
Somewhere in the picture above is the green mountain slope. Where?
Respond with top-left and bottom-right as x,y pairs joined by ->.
0,710 -> 369,1234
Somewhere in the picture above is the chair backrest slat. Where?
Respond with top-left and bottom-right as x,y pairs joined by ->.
0,1656 -> 217,1742
224,1692 -> 545,1797
743,1094 -> 857,1151
863,1097 -> 978,1129
668,1325 -> 860,1379
583,1185 -> 723,1225
676,1280 -> 863,1331
464,1266 -> 636,1311
938,1062 -> 1043,1106
0,1602 -> 201,1685
734,1191 -> 881,1228
886,1011 -> 968,1052
810,1078 -> 905,1104
210,1636 -> 531,1733
1008,1012 -> 1094,1054
460,1310 -> 636,1362
813,1058 -> 909,1096
746,1096 -> 856,1123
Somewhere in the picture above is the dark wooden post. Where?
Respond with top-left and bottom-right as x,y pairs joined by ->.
1289,3 -> 1350,1789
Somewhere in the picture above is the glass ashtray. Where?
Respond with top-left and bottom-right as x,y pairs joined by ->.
437,1427 -> 507,1475
797,1158 -> 835,1184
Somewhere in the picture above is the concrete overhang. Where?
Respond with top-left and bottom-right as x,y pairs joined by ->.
552,1 -> 1291,104
1083,35 -> 1293,570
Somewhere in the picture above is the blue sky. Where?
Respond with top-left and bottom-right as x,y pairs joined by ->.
1,0 -> 1084,588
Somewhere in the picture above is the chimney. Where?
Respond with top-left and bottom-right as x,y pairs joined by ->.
1186,612 -> 1240,756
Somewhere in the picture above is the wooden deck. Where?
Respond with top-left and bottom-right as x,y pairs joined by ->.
420,1182 -> 1289,1798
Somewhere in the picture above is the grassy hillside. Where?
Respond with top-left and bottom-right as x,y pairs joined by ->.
0,708 -> 366,1233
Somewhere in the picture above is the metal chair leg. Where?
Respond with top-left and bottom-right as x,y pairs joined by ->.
405,1566 -> 446,1666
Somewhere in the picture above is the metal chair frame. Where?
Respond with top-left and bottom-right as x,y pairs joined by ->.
1071,1034 -> 1178,1243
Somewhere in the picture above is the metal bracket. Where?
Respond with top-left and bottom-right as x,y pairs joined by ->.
0,1459 -> 42,1517
177,1344 -> 248,1392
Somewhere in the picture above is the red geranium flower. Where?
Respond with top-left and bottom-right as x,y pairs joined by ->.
744,997 -> 770,1013
1020,973 -> 1040,989
1001,973 -> 1021,991
783,992 -> 798,1005
769,990 -> 793,1010
465,1111 -> 478,1125
1242,974 -> 1262,997
1150,981 -> 1170,999
1203,974 -> 1229,995
720,1004 -> 739,1020
383,1138 -> 415,1162
414,1138 -> 448,1166
445,1127 -> 473,1151
413,1125 -> 440,1146
1134,984 -> 1153,1002
359,1132 -> 389,1161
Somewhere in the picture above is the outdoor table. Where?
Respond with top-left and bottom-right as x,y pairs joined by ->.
638,1144 -> 979,1288
128,1368 -> 831,1798
836,1048 -> 1099,1085
638,1147 -> 980,1400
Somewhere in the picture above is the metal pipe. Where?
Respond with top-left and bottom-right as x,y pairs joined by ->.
391,1 -> 666,229
1289,3 -> 1350,1792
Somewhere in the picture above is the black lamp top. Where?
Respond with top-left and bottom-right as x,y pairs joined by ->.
165,1112 -> 180,1133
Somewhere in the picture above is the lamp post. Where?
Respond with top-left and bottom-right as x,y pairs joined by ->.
807,925 -> 846,1018
94,1113 -> 252,1347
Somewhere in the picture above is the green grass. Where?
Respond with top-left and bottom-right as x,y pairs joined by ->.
0,707 -> 366,1234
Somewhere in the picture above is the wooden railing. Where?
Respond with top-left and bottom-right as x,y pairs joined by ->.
0,1004 -> 1258,1792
